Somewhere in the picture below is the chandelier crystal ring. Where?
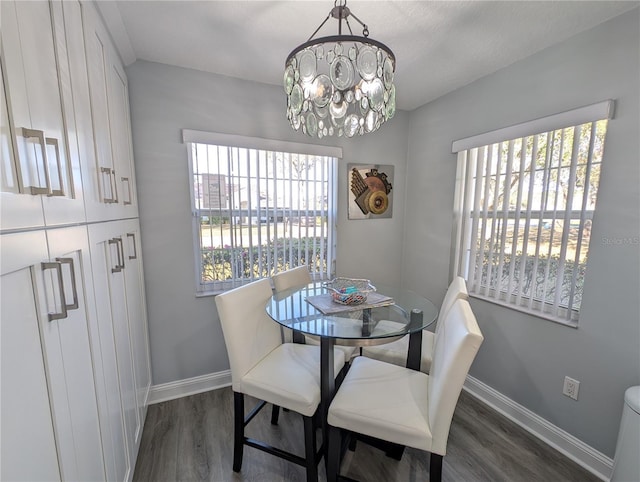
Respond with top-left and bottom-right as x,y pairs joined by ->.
284,1 -> 396,139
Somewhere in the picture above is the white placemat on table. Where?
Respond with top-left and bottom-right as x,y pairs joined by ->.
305,291 -> 395,315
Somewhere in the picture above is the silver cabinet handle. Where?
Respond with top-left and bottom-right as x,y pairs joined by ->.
126,232 -> 137,259
56,257 -> 79,310
41,261 -> 68,321
100,167 -> 113,202
41,258 -> 80,321
45,137 -> 65,197
111,169 -> 119,204
17,127 -> 52,195
108,238 -> 124,272
118,237 -> 125,270
100,167 -> 117,203
121,177 -> 132,205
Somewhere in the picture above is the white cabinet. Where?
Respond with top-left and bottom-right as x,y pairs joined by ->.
82,2 -> 118,217
59,0 -> 107,223
1,228 -> 105,481
121,220 -> 152,427
44,227 -> 107,481
55,0 -> 102,223
108,61 -> 138,216
86,221 -> 130,482
88,219 -> 151,482
82,2 -> 137,221
1,231 -> 60,482
0,0 -> 84,231
1,58 -> 44,229
1,1 -> 150,481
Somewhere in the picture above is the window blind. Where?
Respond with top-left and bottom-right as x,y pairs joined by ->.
186,133 -> 338,293
451,101 -> 613,324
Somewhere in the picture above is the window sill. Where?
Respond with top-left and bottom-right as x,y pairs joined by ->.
195,290 -> 225,298
468,292 -> 579,329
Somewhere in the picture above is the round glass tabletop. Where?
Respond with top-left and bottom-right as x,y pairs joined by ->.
266,282 -> 438,346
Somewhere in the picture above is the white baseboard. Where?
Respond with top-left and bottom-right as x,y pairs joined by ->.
464,375 -> 613,481
148,370 -> 231,405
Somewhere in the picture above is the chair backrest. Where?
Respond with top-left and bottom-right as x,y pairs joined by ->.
272,265 -> 312,293
435,276 -> 469,327
427,298 -> 483,454
215,279 -> 282,391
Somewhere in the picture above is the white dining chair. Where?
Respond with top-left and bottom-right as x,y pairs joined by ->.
215,278 -> 347,482
272,264 -> 314,293
272,265 -> 357,362
326,298 -> 484,482
361,276 -> 468,373
272,265 -> 314,344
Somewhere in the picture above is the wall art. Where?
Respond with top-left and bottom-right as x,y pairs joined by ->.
348,164 -> 393,220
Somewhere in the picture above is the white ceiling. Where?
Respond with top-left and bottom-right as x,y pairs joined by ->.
100,0 -> 638,111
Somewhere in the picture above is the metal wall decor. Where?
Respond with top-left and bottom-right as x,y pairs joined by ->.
284,0 -> 396,139
348,164 -> 393,219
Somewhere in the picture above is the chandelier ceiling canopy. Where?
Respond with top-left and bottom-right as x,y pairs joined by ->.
284,0 -> 396,139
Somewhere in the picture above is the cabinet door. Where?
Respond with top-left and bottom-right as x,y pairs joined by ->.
0,0 -> 81,229
106,233 -> 140,472
44,226 -> 105,481
122,220 -> 152,437
88,221 -> 140,482
44,0 -> 86,225
62,0 -> 108,223
0,59 -> 20,198
2,228 -> 107,481
107,60 -> 137,217
1,231 -> 61,481
82,3 -> 120,216
0,2 -> 45,230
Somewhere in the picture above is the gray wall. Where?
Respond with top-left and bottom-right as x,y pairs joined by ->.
402,10 -> 639,457
126,60 -> 409,385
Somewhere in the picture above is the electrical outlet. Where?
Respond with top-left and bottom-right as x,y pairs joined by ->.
563,376 -> 580,400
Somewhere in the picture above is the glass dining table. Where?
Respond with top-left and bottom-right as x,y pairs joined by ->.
266,281 -> 438,459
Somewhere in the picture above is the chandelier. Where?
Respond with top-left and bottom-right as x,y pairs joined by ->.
284,0 -> 396,139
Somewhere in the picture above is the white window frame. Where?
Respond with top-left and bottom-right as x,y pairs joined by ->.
451,100 -> 614,326
183,130 -> 341,295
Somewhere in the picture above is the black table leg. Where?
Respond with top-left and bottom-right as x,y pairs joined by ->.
362,308 -> 372,337
406,309 -> 424,371
320,337 -> 335,464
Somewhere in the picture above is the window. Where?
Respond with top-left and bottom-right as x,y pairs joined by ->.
184,130 -> 339,294
452,101 -> 613,325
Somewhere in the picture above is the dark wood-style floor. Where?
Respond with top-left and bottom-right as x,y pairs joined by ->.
133,386 -> 601,482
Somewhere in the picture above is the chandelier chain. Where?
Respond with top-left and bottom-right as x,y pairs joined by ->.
347,11 -> 369,37
307,12 -> 332,42
307,0 -> 370,41
344,17 -> 353,36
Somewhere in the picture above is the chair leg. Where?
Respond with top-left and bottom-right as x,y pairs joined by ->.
292,330 -> 306,344
430,453 -> 443,482
385,443 -> 405,460
271,405 -> 280,425
303,415 -> 318,482
348,435 -> 357,452
327,425 -> 342,482
233,392 -> 244,472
